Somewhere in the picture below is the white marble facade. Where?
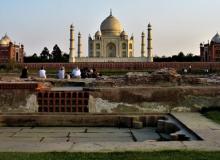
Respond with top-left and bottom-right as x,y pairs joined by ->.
69,11 -> 153,62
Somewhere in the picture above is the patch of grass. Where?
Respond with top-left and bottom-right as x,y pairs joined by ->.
203,110 -> 220,124
201,107 -> 220,124
0,151 -> 220,160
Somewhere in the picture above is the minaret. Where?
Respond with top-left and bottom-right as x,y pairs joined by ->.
141,32 -> 146,57
78,32 -> 82,58
69,24 -> 75,63
147,23 -> 153,62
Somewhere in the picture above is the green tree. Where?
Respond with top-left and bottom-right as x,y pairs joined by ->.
51,44 -> 62,62
62,53 -> 69,62
40,47 -> 51,62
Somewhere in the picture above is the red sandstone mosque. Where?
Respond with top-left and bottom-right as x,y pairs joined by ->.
200,33 -> 220,62
0,34 -> 24,63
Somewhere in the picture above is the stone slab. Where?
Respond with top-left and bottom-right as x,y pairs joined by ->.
86,127 -> 129,133
131,128 -> 160,142
22,127 -> 86,133
69,137 -> 134,143
14,132 -> 68,138
0,141 -> 72,152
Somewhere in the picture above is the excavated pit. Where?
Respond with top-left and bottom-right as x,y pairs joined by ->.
1,79 -> 218,142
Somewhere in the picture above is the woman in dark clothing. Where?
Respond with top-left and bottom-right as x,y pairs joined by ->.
20,66 -> 28,78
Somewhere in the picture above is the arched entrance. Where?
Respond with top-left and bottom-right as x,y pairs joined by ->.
106,43 -> 116,57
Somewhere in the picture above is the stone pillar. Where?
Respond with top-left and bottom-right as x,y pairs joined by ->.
78,32 -> 82,58
147,23 -> 153,62
141,32 -> 146,57
69,24 -> 75,63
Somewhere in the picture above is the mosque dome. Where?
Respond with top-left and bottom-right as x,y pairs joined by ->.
100,11 -> 123,36
0,34 -> 11,46
211,33 -> 220,43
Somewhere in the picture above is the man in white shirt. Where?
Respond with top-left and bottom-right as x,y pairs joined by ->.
57,66 -> 65,79
39,66 -> 47,79
71,66 -> 81,78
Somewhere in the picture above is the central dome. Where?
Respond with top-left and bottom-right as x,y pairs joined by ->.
100,12 -> 123,36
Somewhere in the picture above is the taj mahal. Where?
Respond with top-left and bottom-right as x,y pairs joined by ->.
69,10 -> 153,63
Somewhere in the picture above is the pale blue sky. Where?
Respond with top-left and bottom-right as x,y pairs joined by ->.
0,0 -> 220,56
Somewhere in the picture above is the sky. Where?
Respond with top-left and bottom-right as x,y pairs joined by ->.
0,0 -> 220,57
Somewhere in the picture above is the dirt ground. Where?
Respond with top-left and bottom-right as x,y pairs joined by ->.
1,68 -> 220,113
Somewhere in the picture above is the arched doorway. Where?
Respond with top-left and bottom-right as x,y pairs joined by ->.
106,43 -> 116,57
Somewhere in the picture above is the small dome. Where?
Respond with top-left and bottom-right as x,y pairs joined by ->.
148,23 -> 152,28
0,34 -> 11,46
120,30 -> 128,36
95,30 -> 101,37
100,12 -> 123,36
211,33 -> 220,43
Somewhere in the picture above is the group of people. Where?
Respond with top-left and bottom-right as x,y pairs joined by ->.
20,66 -> 47,79
182,65 -> 192,74
20,66 -> 101,79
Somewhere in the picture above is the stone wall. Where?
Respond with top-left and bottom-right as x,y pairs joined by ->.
0,89 -> 38,112
0,83 -> 39,113
90,87 -> 220,113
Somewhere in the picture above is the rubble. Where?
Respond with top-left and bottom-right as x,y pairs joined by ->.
150,68 -> 181,83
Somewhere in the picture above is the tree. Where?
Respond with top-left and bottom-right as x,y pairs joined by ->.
40,47 -> 51,62
61,53 -> 69,62
154,52 -> 200,62
51,44 -> 62,62
177,52 -> 185,62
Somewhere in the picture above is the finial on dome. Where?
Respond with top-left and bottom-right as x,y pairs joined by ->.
70,24 -> 74,28
110,9 -> 112,16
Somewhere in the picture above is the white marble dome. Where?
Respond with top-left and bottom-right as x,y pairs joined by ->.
100,12 -> 123,36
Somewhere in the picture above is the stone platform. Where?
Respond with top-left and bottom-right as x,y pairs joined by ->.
0,113 -> 219,152
75,57 -> 149,62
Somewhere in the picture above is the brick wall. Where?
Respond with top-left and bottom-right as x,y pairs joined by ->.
0,82 -> 38,90
19,62 -> 220,71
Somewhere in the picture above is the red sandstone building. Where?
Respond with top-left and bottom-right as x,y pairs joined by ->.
0,34 -> 24,63
200,33 -> 220,62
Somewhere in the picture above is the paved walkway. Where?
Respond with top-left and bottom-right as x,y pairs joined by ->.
172,112 -> 220,151
0,113 -> 220,152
